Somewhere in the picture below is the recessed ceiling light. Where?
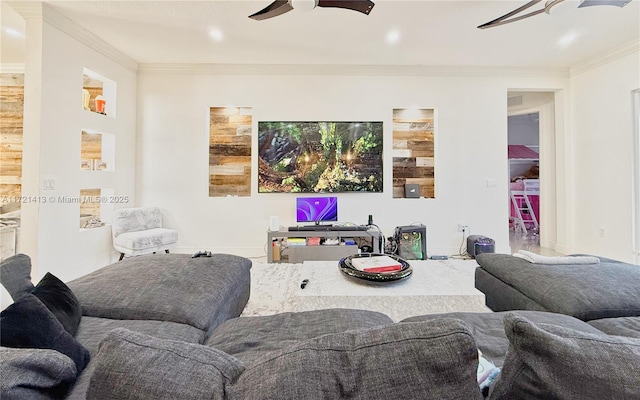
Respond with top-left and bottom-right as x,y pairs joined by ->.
209,29 -> 224,42
4,27 -> 23,38
386,30 -> 400,44
558,32 -> 578,47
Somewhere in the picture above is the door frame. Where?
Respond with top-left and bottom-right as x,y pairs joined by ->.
632,89 -> 640,263
508,97 -> 557,251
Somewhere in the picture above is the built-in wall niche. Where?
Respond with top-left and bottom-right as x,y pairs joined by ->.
392,108 -> 436,198
80,130 -> 115,171
79,187 -> 114,229
82,68 -> 116,118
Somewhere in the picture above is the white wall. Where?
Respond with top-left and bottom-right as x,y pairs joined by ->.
570,50 -> 640,262
19,8 -> 137,282
137,69 -> 568,257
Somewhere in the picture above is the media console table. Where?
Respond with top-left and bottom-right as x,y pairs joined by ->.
267,229 -> 383,263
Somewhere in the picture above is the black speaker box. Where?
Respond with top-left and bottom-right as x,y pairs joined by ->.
467,235 -> 495,258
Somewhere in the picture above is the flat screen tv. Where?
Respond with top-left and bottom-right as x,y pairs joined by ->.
258,121 -> 383,193
296,196 -> 338,225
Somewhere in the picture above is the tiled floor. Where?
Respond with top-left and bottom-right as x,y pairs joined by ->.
509,230 -> 564,256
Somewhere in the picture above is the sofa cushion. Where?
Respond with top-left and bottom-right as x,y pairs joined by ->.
67,319 -> 206,400
31,273 -> 82,337
490,313 -> 640,400
76,316 -> 206,355
0,255 -> 82,337
475,253 -> 640,320
588,316 -> 640,338
67,253 -> 251,333
227,319 -> 483,400
401,310 -> 603,368
206,308 -> 394,365
0,347 -> 77,400
0,294 -> 90,375
87,328 -> 244,400
0,253 -> 34,301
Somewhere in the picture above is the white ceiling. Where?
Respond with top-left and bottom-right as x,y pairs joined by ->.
1,0 -> 639,68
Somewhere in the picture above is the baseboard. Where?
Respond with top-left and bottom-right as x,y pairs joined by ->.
539,239 -> 556,250
554,243 -> 573,255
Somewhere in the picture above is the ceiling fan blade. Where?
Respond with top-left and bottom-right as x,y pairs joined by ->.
249,0 -> 294,20
478,0 -> 544,29
317,0 -> 375,15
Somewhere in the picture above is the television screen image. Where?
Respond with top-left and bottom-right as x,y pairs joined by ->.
258,121 -> 383,193
296,197 -> 338,224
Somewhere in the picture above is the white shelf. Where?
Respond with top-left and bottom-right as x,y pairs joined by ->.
267,230 -> 382,263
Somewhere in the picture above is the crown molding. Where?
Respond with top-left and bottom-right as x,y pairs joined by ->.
137,63 -> 569,78
8,2 -> 138,72
570,39 -> 640,77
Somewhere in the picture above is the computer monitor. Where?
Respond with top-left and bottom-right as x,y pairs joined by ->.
296,197 -> 338,225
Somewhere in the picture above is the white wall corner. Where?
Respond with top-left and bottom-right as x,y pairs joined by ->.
8,2 -> 138,72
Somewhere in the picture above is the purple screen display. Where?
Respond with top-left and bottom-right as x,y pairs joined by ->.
296,197 -> 338,223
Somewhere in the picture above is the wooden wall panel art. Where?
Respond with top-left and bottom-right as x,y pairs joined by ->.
0,74 -> 24,199
209,107 -> 252,197
392,108 -> 435,198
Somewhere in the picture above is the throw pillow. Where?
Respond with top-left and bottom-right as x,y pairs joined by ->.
0,253 -> 34,301
87,328 -> 244,400
31,273 -> 82,337
227,319 -> 484,400
490,313 -> 640,400
0,294 -> 90,375
0,346 -> 77,400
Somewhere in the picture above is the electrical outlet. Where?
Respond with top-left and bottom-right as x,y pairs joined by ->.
43,178 -> 55,190
458,224 -> 468,232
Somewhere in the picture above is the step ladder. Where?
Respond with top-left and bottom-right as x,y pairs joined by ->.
510,181 -> 539,234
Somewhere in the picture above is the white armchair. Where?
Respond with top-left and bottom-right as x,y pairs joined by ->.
112,207 -> 178,261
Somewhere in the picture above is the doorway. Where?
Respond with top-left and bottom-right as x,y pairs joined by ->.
508,112 -> 540,244
507,91 -> 557,254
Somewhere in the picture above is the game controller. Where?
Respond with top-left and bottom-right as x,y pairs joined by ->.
192,250 -> 212,258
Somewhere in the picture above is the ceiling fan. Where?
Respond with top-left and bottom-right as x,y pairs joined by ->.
249,0 -> 375,21
478,0 -> 631,29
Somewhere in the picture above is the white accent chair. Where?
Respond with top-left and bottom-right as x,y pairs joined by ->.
112,207 -> 178,261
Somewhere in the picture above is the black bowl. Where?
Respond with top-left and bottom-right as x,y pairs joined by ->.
338,253 -> 412,282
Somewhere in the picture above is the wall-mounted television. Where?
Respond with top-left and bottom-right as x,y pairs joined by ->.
258,121 -> 383,193
296,196 -> 338,225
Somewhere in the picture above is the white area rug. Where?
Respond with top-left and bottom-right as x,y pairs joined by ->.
242,259 -> 491,322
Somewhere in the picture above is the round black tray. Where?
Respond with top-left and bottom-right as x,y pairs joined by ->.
339,253 -> 412,282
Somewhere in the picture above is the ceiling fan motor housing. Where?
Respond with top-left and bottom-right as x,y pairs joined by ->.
290,0 -> 319,11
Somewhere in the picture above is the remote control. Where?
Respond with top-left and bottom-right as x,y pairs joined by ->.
192,251 -> 212,258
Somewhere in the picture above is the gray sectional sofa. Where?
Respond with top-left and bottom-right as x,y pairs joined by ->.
474,253 -> 640,321
1,253 -> 251,399
2,252 -> 640,399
